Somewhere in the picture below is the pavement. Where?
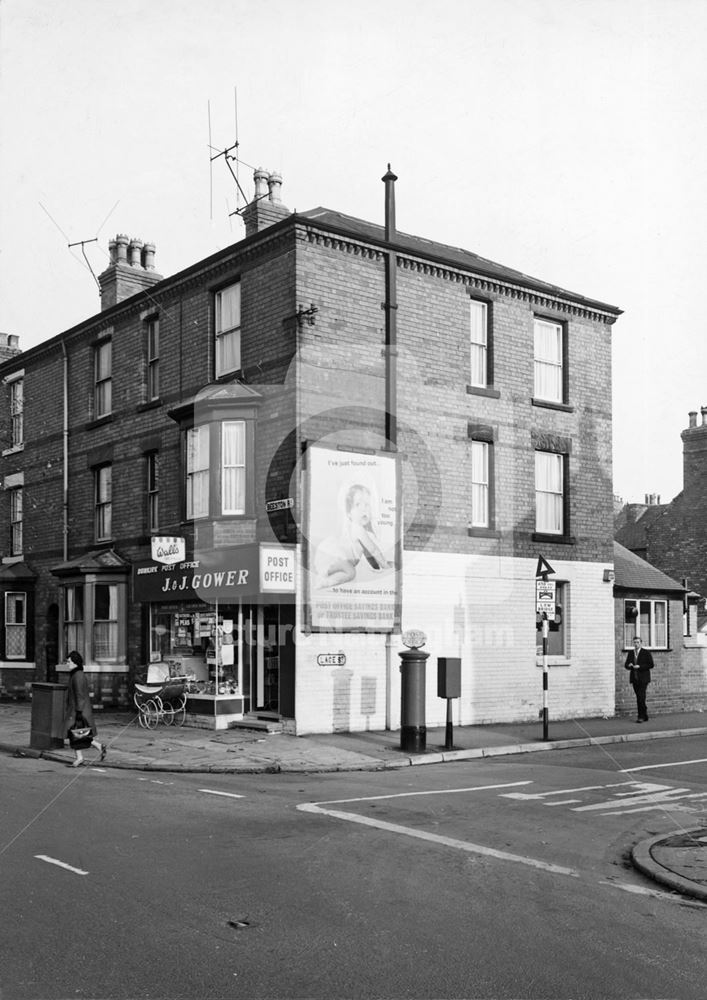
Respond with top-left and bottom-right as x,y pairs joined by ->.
2,699 -> 707,903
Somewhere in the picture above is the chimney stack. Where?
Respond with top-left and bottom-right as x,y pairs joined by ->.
681,406 -> 707,511
242,168 -> 290,237
0,333 -> 21,363
98,235 -> 163,310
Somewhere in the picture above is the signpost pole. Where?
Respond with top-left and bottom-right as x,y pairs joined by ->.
542,615 -> 549,741
535,555 -> 555,743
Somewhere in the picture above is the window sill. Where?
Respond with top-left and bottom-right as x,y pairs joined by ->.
137,399 -> 162,413
2,555 -> 24,565
535,658 -> 571,668
467,385 -> 501,399
467,527 -> 501,538
531,398 -> 574,413
2,444 -> 24,457
86,415 -> 113,431
532,533 -> 576,545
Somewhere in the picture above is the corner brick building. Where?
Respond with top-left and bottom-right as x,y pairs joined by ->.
0,170 -> 622,733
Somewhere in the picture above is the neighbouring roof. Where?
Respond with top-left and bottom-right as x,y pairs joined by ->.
613,541 -> 684,594
51,548 -> 131,577
300,207 -> 623,317
614,502 -> 667,551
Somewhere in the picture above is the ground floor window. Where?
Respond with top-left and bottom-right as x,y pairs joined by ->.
5,591 -> 26,658
61,578 -> 126,665
623,599 -> 667,649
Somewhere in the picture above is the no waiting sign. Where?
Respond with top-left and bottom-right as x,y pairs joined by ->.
536,579 -> 556,615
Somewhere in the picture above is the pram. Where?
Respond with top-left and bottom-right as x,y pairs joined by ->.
134,663 -> 188,729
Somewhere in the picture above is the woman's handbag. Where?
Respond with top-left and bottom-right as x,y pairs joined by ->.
68,714 -> 93,749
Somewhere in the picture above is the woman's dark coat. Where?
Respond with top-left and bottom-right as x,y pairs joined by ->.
63,667 -> 97,737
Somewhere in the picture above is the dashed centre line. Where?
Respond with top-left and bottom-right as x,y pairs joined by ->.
35,855 -> 88,875
198,789 -> 244,799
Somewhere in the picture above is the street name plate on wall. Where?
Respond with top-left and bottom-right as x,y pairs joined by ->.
317,653 -> 347,666
266,498 -> 294,513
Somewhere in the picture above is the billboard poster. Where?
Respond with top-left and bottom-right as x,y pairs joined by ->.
305,444 -> 400,631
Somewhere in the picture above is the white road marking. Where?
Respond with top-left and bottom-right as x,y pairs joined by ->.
198,789 -> 244,799
501,781 -> 634,800
315,781 -> 532,806
573,787 -> 691,813
620,757 -> 707,773
298,789 -> 579,878
599,880 -> 699,903
35,855 -> 88,875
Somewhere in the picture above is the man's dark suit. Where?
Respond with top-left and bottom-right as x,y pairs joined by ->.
624,646 -> 654,721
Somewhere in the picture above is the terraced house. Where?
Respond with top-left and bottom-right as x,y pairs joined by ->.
0,169 -> 621,733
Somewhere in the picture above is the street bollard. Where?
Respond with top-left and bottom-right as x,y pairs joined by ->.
399,630 -> 429,753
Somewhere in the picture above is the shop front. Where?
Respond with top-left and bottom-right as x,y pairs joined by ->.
132,543 -> 296,729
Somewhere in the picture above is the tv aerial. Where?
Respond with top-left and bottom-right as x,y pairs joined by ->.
208,89 -> 268,222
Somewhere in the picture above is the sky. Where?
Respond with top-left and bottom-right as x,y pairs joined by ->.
1,0 -> 706,506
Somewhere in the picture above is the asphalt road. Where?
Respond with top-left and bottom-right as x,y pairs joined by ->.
2,734 -> 707,1000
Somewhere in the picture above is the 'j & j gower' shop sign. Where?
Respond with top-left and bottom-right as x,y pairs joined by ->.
133,544 -> 296,603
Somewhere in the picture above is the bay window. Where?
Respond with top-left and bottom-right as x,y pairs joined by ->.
187,425 -> 210,519
222,420 -> 246,515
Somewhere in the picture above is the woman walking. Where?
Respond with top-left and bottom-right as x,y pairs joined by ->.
63,651 -> 106,766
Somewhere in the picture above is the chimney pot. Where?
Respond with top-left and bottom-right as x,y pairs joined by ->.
644,494 -> 649,504
267,171 -> 283,203
253,167 -> 269,201
129,238 -> 144,268
142,242 -> 156,270
116,234 -> 129,264
689,411 -> 698,428
108,239 -> 117,265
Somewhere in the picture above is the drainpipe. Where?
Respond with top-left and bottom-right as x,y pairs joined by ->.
61,340 -> 68,561
382,166 -> 399,730
382,164 -> 398,451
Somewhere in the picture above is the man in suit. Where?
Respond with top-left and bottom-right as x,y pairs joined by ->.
624,635 -> 654,723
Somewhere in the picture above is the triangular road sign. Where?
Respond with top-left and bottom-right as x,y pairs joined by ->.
535,554 -> 555,578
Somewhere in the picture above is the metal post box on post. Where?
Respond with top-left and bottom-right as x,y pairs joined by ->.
437,657 -> 461,750
30,682 -> 68,750
399,629 -> 429,753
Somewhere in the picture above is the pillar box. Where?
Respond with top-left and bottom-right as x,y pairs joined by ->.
399,629 -> 429,753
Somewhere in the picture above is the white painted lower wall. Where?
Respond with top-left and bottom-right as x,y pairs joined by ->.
293,550 -> 616,735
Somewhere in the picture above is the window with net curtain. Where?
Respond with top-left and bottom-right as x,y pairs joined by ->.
470,440 -> 489,527
534,318 -> 563,403
222,420 -> 246,515
623,599 -> 667,649
64,585 -> 84,653
215,282 -> 241,377
5,592 -> 26,658
94,584 -> 118,659
469,300 -> 488,387
187,425 -> 210,519
535,451 -> 563,534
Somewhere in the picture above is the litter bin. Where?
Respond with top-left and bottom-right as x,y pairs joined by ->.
30,682 -> 68,750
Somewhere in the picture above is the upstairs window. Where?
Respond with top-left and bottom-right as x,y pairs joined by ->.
95,465 -> 112,541
147,452 -> 159,533
215,282 -> 241,377
5,592 -> 26,659
186,425 -> 210,519
535,451 -> 564,534
9,487 -> 22,555
469,300 -> 489,388
470,440 -> 490,527
95,339 -> 112,418
9,378 -> 23,447
146,318 -> 159,401
534,318 -> 563,403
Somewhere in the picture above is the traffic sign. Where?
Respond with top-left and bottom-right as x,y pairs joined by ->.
535,554 -> 555,578
536,579 -> 556,616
